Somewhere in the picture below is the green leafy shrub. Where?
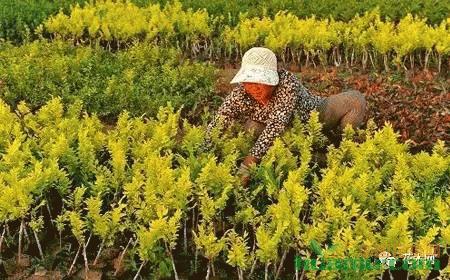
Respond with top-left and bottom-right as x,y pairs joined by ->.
142,0 -> 449,25
0,0 -> 85,43
43,1 -> 450,72
0,39 -> 215,120
0,97 -> 448,278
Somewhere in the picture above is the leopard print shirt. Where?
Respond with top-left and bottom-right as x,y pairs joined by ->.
206,68 -> 326,159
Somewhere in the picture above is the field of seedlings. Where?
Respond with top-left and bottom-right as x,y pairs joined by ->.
0,1 -> 449,279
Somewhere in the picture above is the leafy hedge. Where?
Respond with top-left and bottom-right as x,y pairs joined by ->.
0,40 -> 216,121
2,0 -> 448,44
0,0 -> 85,43
42,1 -> 450,72
0,97 -> 448,279
151,0 -> 448,25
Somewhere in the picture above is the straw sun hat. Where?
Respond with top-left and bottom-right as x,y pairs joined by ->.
230,47 -> 279,86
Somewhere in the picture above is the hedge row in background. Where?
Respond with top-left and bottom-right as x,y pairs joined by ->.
0,40 -> 215,121
1,0 -> 448,44
43,1 -> 450,72
146,0 -> 449,26
0,97 -> 448,279
0,0 -> 85,43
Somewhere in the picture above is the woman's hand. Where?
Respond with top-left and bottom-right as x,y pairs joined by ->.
237,155 -> 259,187
237,164 -> 250,187
243,155 -> 259,166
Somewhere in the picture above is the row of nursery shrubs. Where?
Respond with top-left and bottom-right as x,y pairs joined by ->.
0,40 -> 216,121
147,0 -> 449,25
0,0 -> 85,43
0,97 -> 448,279
42,1 -> 450,71
1,0 -> 448,43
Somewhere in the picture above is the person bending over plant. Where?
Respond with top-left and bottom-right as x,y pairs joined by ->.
204,47 -> 367,186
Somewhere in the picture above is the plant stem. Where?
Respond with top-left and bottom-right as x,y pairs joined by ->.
248,228 -> 257,278
18,219 -> 24,265
191,206 -> 195,234
362,49 -> 368,70
383,54 -> 389,72
297,50 -> 302,66
23,221 -> 30,244
238,267 -> 243,280
248,258 -> 257,278
299,266 -> 305,280
275,248 -> 288,279
264,262 -> 269,280
424,50 -> 430,70
46,203 -> 53,221
113,238 -> 133,276
68,244 -> 81,275
184,217 -> 187,254
83,234 -> 92,277
369,51 -> 376,70
194,248 -> 198,273
273,259 -> 277,276
33,230 -> 44,260
206,261 -> 211,280
168,249 -> 179,280
437,53 -> 442,73
93,240 -> 104,266
133,260 -> 147,280
0,225 -> 5,255
351,48 -> 355,66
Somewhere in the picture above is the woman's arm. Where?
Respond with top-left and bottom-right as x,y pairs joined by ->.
203,85 -> 251,149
